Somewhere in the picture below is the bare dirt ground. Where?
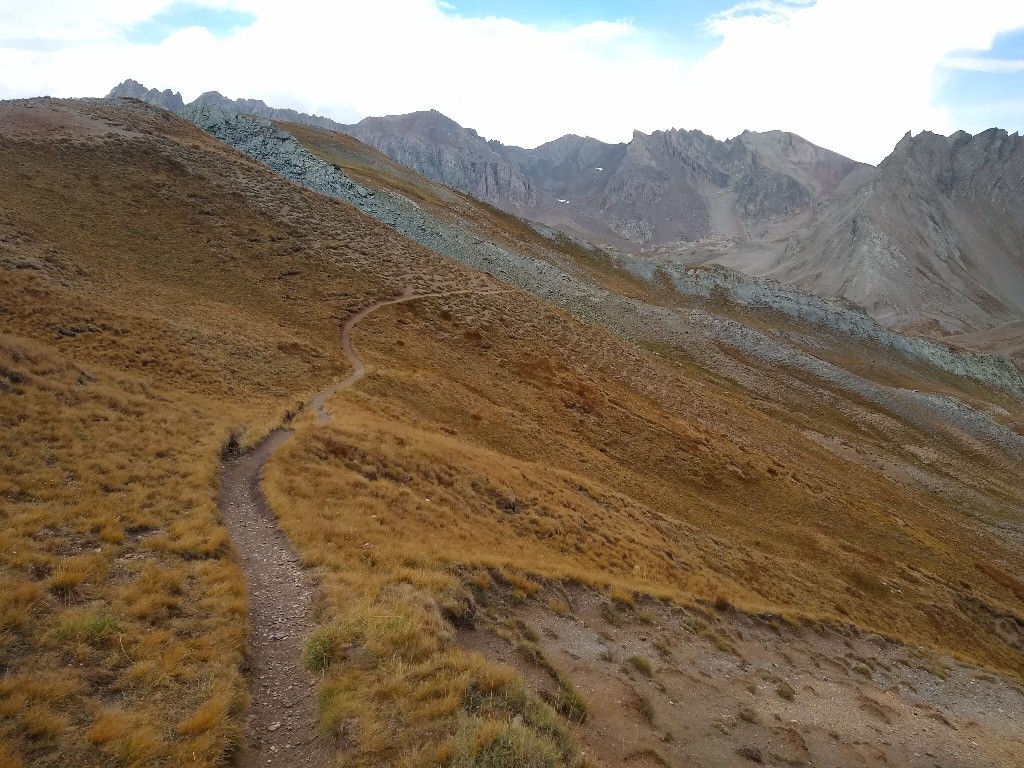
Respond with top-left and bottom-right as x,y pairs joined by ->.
218,286 -> 503,766
461,584 -> 1024,768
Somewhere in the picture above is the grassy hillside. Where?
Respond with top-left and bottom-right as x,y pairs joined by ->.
1,99 -> 1022,767
0,97 -> 475,766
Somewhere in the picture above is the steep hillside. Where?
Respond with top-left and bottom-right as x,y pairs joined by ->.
3,96 -> 1023,768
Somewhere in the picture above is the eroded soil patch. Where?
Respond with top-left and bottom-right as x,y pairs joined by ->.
461,583 -> 1024,768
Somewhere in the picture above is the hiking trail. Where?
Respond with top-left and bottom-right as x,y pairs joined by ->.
218,286 -> 504,766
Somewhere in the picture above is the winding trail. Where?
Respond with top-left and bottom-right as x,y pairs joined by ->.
310,287 -> 504,423
218,285 -> 504,766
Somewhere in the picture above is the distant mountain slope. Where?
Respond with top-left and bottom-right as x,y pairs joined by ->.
343,109 -> 544,210
765,129 -> 1024,334
109,80 -> 869,252
344,110 -> 872,249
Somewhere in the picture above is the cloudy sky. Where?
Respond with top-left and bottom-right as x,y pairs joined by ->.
2,0 -> 1023,163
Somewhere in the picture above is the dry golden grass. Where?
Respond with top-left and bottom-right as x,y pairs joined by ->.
259,283 -> 1023,763
0,98 -> 483,766
0,325 -> 251,766
3,98 -> 1023,767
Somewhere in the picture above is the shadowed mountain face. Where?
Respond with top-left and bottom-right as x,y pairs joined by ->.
766,129 -> 1024,335
344,110 -> 872,249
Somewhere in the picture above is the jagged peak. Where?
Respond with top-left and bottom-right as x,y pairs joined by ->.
106,79 -> 184,111
110,78 -> 144,90
885,127 -> 1022,174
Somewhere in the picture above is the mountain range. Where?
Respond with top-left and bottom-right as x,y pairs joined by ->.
107,79 -> 1024,339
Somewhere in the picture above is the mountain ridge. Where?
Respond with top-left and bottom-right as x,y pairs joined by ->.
105,80 -> 1024,338
763,127 -> 1024,334
107,78 -> 351,134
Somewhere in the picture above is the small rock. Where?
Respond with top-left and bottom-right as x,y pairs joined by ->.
268,722 -> 281,732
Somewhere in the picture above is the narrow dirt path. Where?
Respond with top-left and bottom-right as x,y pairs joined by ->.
218,286 -> 504,767
219,430 -> 325,767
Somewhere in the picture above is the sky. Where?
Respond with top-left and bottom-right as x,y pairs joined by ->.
2,1 -> 1023,163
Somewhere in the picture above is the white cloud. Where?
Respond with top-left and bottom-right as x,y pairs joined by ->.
706,0 -> 815,31
685,0 -> 1024,161
941,57 -> 1024,73
1,0 -> 1023,162
0,0 -> 174,44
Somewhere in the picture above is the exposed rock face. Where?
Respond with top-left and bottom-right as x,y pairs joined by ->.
106,79 -> 184,112
766,129 -> 1024,334
344,113 -> 871,250
653,264 -> 1024,396
189,91 -> 350,134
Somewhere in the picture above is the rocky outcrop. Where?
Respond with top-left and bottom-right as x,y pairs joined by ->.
189,91 -> 350,134
654,264 -> 1024,396
181,104 -> 378,208
106,79 -> 184,112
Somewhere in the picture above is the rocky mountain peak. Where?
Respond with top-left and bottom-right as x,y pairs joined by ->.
106,79 -> 184,112
351,109 -> 486,149
880,127 -> 1024,197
